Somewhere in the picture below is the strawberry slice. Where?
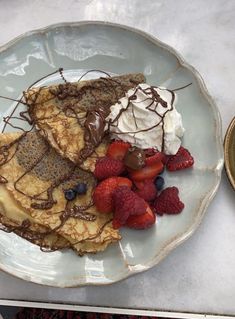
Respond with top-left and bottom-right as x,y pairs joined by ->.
144,148 -> 156,156
166,146 -> 194,171
129,161 -> 163,181
134,180 -> 150,190
107,140 -> 130,160
125,205 -> 156,229
145,152 -> 166,166
134,180 -> 157,202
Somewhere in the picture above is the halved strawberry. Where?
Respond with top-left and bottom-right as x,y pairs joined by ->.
129,161 -> 163,181
107,140 -> 130,160
94,156 -> 125,180
93,177 -> 132,213
166,146 -> 194,171
145,152 -> 165,166
134,180 -> 157,202
134,180 -> 149,190
144,148 -> 156,157
125,205 -> 156,229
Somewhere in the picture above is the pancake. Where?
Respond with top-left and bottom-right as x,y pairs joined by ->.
24,73 -> 145,166
0,185 -> 70,251
0,132 -> 120,254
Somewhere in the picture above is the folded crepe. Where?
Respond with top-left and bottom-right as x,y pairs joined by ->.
0,132 -> 120,254
0,185 -> 70,251
24,73 -> 145,167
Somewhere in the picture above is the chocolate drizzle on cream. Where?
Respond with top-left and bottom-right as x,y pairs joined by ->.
107,84 -> 184,153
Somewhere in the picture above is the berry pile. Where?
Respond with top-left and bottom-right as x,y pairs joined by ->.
93,140 -> 194,230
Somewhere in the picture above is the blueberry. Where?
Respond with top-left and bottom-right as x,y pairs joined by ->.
154,176 -> 165,191
75,182 -> 87,195
64,189 -> 76,201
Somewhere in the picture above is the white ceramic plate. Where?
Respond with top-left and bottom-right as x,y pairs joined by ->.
0,22 -> 223,287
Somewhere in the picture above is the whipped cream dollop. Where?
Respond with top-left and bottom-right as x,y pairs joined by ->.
106,83 -> 184,155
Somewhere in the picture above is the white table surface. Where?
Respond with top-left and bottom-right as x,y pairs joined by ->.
0,0 -> 235,317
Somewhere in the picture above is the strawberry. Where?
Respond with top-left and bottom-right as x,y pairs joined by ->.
154,186 -> 184,215
93,177 -> 132,213
144,148 -> 156,157
125,205 -> 156,229
107,140 -> 130,160
145,152 -> 166,166
144,148 -> 168,166
134,179 -> 157,202
94,156 -> 125,180
134,179 -> 153,190
112,186 -> 147,229
129,161 -> 163,181
166,146 -> 194,171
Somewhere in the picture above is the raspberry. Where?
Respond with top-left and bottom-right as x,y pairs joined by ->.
154,186 -> 184,215
94,156 -> 125,180
166,146 -> 194,171
134,180 -> 157,202
112,186 -> 147,229
93,177 -> 132,213
125,205 -> 156,229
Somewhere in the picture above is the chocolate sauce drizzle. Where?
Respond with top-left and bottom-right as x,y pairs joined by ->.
107,83 -> 191,153
0,213 -> 72,252
0,68 -> 191,253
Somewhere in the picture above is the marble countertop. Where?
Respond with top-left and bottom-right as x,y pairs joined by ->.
0,0 -> 235,317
